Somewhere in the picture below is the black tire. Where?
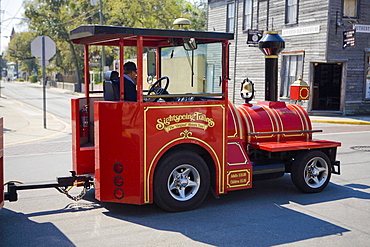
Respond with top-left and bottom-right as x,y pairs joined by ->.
291,150 -> 331,193
154,150 -> 210,212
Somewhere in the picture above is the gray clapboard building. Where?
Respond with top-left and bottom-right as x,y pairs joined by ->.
208,0 -> 370,115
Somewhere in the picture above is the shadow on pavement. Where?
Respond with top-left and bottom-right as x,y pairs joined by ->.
3,175 -> 369,246
94,175 -> 368,246
0,208 -> 75,247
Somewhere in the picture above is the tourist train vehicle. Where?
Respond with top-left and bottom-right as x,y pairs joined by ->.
1,25 -> 340,212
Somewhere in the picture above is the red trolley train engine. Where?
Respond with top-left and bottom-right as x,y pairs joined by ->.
2,25 -> 340,212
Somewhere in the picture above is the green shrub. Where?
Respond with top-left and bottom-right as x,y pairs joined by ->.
30,75 -> 38,83
18,78 -> 25,82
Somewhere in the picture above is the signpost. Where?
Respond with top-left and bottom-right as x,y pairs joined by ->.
343,29 -> 356,49
31,36 -> 56,128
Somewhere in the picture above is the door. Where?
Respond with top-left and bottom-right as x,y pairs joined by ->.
312,63 -> 342,111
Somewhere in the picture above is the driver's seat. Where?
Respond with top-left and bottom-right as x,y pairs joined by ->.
103,71 -> 120,101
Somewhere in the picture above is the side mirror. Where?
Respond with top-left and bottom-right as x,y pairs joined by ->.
183,38 -> 197,51
147,50 -> 156,77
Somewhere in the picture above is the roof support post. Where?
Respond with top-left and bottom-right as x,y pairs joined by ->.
119,38 -> 125,101
137,35 -> 144,102
84,44 -> 90,100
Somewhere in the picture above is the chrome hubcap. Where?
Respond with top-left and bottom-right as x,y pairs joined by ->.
304,157 -> 328,188
168,164 -> 200,201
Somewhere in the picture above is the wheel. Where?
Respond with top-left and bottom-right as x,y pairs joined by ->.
291,150 -> 331,193
154,150 -> 210,212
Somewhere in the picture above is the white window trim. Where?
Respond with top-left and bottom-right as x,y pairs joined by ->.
243,0 -> 253,31
280,52 -> 304,98
227,2 -> 235,33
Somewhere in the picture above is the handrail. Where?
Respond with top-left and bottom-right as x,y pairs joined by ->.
144,93 -> 224,98
247,130 -> 322,136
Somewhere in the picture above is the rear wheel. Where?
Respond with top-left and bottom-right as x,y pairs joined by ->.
154,150 -> 210,212
291,150 -> 331,193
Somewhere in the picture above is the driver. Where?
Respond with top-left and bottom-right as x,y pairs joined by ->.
123,61 -> 137,101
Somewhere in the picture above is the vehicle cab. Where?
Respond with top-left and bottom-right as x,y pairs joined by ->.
70,25 -> 235,211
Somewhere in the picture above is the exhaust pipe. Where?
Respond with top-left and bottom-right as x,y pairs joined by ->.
258,31 -> 285,101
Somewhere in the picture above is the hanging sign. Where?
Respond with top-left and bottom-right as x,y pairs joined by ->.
246,30 -> 264,45
343,29 -> 355,49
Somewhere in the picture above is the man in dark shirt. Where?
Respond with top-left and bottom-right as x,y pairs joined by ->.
123,62 -> 137,101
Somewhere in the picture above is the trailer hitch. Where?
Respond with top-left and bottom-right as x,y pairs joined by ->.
4,171 -> 93,202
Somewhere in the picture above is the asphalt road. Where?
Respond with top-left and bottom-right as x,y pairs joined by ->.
1,81 -> 370,246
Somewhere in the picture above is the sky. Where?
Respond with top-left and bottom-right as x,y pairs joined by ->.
1,0 -> 26,54
0,0 -> 203,54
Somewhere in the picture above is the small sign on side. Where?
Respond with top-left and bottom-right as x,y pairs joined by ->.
246,29 -> 264,46
343,29 -> 355,49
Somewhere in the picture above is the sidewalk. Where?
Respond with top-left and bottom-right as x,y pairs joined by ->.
310,115 -> 370,125
0,94 -> 69,148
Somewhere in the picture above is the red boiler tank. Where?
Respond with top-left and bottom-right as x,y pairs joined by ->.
236,101 -> 313,144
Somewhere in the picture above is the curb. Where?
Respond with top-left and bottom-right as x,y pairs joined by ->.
310,119 -> 370,125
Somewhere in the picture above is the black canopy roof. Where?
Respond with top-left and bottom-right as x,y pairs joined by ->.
70,25 -> 234,47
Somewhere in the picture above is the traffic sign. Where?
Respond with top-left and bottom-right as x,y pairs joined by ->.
31,36 -> 56,60
30,36 -> 56,129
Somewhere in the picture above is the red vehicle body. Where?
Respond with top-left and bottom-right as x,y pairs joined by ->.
2,26 -> 340,212
68,25 -> 340,211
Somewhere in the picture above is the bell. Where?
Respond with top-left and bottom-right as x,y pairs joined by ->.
241,81 -> 253,95
240,78 -> 254,103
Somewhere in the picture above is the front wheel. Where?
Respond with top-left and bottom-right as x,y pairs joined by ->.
154,150 -> 210,212
291,150 -> 331,193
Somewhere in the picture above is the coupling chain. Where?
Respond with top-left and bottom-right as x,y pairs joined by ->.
56,186 -> 88,201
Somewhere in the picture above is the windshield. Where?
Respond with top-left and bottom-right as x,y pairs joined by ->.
160,42 -> 223,95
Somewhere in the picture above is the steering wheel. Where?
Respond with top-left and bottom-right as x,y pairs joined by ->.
147,76 -> 170,101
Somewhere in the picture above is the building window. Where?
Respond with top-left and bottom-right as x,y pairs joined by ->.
227,2 -> 235,33
343,0 -> 358,18
280,55 -> 303,98
243,0 -> 253,31
285,0 -> 298,25
365,54 -> 370,100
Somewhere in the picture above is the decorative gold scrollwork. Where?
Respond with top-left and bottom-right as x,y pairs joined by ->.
180,129 -> 193,139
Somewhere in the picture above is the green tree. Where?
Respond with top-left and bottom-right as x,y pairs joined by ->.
5,32 -> 38,77
24,0 -> 97,88
105,0 -> 206,30
22,0 -> 206,88
183,1 -> 207,31
103,0 -> 206,58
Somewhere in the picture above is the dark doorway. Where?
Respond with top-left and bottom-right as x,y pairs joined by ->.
312,63 -> 342,111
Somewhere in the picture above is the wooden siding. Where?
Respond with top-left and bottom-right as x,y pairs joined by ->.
208,0 -> 370,115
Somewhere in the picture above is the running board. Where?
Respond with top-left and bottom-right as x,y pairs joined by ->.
252,163 -> 285,175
